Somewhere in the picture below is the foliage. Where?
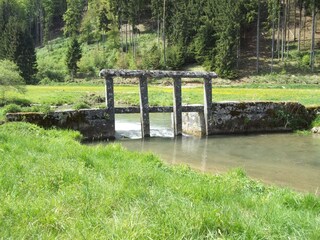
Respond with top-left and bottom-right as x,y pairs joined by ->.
0,0 -> 38,83
15,31 -> 38,84
2,103 -> 22,114
63,0 -> 85,37
66,38 -> 82,80
0,60 -> 25,101
141,44 -> 163,70
36,38 -> 68,82
73,102 -> 90,110
312,115 -> 320,127
0,122 -> 319,238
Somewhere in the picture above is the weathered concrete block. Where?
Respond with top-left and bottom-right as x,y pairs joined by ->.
6,109 -> 115,141
312,127 -> 320,134
183,102 -> 314,136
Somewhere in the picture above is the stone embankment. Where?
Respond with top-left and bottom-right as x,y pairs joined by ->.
6,109 -> 114,141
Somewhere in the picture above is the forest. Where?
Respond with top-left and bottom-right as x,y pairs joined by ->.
0,0 -> 319,84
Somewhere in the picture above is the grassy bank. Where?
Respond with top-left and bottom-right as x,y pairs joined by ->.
0,122 -> 319,239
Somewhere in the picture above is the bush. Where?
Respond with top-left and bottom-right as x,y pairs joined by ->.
142,44 -> 163,70
0,60 -> 26,100
73,102 -> 90,110
3,104 -> 22,114
166,45 -> 185,70
301,54 -> 310,66
24,104 -> 52,114
0,97 -> 31,107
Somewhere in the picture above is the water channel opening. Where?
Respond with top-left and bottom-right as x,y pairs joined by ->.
115,113 -> 174,139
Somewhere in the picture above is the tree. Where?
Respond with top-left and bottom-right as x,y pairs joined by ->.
98,6 -> 111,42
309,0 -> 319,72
0,60 -> 25,101
0,0 -> 38,84
15,31 -> 38,84
66,38 -> 82,81
63,0 -> 85,37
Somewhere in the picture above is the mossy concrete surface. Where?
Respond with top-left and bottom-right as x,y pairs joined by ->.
183,102 -> 314,136
6,109 -> 114,141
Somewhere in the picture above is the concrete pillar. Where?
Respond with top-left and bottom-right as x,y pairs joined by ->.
105,75 -> 115,137
173,77 -> 182,136
203,77 -> 212,135
139,75 -> 150,138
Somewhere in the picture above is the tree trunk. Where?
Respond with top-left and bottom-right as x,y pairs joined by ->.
304,6 -> 306,49
298,3 -> 302,51
271,5 -> 276,72
125,22 -> 128,53
157,14 -> 160,46
293,0 -> 296,41
256,0 -> 260,73
237,29 -> 240,69
277,0 -> 281,59
281,1 -> 286,61
286,0 -> 290,58
163,0 -> 166,67
310,0 -> 316,72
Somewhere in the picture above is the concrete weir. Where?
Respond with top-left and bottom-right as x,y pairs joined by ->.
182,102 -> 314,136
5,101 -> 313,140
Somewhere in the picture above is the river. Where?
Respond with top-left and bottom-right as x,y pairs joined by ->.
112,113 -> 320,194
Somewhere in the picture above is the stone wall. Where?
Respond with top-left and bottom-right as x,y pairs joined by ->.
6,109 -> 115,141
5,102 -> 315,139
183,102 -> 314,136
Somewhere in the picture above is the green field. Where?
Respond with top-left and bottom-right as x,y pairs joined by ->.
0,122 -> 319,239
4,84 -> 320,107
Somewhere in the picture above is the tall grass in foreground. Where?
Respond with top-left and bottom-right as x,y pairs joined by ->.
0,122 -> 319,239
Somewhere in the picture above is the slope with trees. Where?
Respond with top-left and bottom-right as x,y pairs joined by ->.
0,0 -> 319,83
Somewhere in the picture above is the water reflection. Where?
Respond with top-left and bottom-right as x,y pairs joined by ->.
115,113 -> 320,194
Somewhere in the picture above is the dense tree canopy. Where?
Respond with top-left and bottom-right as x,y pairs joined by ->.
0,0 -> 319,80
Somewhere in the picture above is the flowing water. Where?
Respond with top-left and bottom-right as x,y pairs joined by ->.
113,113 -> 320,194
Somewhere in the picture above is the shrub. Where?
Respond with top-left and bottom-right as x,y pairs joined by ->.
142,44 -> 163,70
166,45 -> 185,70
3,104 -> 22,115
301,54 -> 310,66
74,102 -> 90,110
0,60 -> 26,100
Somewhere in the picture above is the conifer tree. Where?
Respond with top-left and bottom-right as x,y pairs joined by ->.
15,31 -> 38,84
66,38 -> 82,81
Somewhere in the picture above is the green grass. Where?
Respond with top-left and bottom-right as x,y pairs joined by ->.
5,84 -> 320,106
0,122 -> 319,239
313,115 -> 320,127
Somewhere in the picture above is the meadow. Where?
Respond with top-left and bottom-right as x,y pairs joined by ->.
3,83 -> 320,107
0,122 -> 319,239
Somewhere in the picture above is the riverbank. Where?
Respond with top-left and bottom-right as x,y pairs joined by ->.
0,122 -> 319,238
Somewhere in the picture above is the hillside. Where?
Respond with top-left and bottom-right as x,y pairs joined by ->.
1,0 -> 319,84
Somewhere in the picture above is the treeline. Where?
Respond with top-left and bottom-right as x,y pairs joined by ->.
0,0 -> 66,84
0,0 -> 319,83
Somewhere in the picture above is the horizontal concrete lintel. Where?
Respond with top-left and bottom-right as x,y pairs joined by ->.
99,69 -> 218,79
115,106 -> 204,114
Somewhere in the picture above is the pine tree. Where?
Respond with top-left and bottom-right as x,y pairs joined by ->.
98,6 -> 111,42
15,31 -> 38,84
66,38 -> 82,81
63,0 -> 85,37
